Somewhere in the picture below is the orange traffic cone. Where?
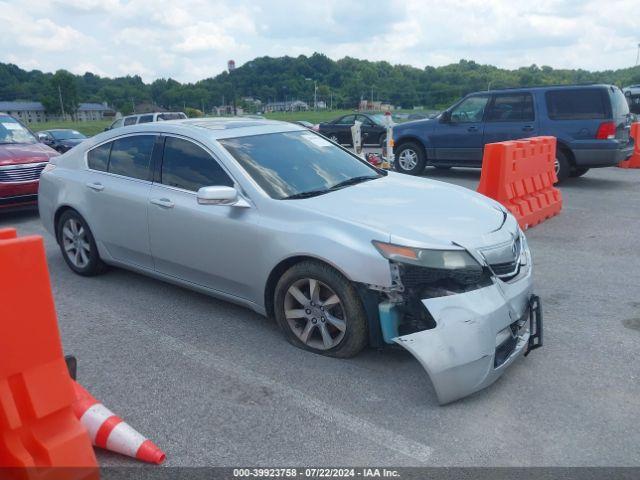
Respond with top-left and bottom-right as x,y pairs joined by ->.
71,381 -> 166,465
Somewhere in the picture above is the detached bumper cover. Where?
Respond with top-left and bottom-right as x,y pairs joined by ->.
393,280 -> 541,404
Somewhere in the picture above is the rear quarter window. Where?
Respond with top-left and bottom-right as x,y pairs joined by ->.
87,142 -> 111,171
545,88 -> 608,120
123,117 -> 137,126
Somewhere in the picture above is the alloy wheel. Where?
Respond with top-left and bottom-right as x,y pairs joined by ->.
554,158 -> 560,176
284,278 -> 346,350
398,148 -> 418,170
329,135 -> 339,143
62,218 -> 91,269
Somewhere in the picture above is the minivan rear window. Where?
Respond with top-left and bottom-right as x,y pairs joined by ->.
546,89 -> 607,120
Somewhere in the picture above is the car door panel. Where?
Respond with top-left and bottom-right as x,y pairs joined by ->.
147,135 -> 260,299
430,95 -> 490,165
483,93 -> 539,146
83,135 -> 156,269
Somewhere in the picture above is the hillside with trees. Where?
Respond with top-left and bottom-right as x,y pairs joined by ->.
1,53 -> 639,115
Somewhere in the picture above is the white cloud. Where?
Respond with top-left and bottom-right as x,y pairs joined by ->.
0,0 -> 638,83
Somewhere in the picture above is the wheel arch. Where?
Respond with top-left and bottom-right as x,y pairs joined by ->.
394,135 -> 429,158
263,254 -> 354,320
556,141 -> 576,166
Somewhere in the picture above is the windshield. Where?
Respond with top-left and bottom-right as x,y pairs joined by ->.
51,130 -> 86,140
219,130 -> 382,199
0,117 -> 37,145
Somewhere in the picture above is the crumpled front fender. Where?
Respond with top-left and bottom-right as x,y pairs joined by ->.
394,281 -> 532,405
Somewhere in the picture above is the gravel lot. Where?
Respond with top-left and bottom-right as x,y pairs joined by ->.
2,166 -> 639,467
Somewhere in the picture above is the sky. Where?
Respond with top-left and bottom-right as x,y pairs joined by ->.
1,0 -> 639,83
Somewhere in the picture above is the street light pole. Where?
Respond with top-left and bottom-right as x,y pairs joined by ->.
314,80 -> 318,111
636,43 -> 640,66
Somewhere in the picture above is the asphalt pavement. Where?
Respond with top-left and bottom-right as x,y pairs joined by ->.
2,166 -> 639,467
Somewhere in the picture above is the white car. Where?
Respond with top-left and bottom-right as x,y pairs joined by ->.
39,118 -> 542,404
106,112 -> 187,130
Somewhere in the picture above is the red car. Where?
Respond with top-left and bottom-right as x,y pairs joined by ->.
0,114 -> 58,209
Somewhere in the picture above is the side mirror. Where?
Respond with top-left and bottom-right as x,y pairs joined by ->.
440,111 -> 451,123
37,133 -> 48,142
197,186 -> 242,206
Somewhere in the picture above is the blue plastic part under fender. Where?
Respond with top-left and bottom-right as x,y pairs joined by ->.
378,301 -> 400,344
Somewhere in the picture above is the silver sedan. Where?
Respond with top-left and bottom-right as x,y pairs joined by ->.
38,118 -> 542,404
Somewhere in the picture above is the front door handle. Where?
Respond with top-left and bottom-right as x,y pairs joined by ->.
522,125 -> 534,132
86,182 -> 104,192
150,198 -> 174,209
467,126 -> 479,132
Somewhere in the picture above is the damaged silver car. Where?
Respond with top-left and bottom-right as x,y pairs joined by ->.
39,118 -> 542,404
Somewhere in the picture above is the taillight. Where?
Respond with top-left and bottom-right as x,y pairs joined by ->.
596,121 -> 616,140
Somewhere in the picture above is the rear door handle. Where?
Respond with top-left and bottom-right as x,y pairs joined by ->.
522,125 -> 534,132
467,126 -> 479,132
150,198 -> 174,209
86,182 -> 104,192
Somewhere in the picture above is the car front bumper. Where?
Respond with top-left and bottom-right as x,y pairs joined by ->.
393,273 -> 541,404
0,181 -> 39,209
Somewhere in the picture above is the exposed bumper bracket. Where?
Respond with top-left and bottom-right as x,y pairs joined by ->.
525,294 -> 543,356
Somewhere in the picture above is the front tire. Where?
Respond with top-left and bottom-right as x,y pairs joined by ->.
274,261 -> 368,358
394,141 -> 426,175
57,210 -> 106,276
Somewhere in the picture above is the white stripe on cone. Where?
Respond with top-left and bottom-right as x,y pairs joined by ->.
80,403 -> 115,442
106,421 -> 148,458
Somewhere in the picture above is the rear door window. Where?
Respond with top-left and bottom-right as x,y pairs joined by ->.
108,135 -> 155,180
160,136 -> 233,191
487,93 -> 535,122
545,89 -> 608,120
137,115 -> 154,124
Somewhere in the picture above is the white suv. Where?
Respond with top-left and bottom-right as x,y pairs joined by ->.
106,112 -> 187,130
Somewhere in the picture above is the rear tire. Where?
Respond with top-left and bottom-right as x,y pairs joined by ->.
555,150 -> 571,182
394,141 -> 426,175
57,210 -> 106,276
570,167 -> 590,177
274,261 -> 368,358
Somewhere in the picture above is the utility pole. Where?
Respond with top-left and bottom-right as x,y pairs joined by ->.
371,85 -> 374,105
314,80 -> 318,111
57,84 -> 65,120
636,43 -> 640,66
131,97 -> 135,113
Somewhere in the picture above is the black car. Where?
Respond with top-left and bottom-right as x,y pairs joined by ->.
318,113 -> 388,147
37,129 -> 87,153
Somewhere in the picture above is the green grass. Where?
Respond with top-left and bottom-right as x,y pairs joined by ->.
32,120 -> 112,137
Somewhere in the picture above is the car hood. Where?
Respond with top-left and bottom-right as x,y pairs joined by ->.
292,172 -> 507,249
0,143 -> 58,167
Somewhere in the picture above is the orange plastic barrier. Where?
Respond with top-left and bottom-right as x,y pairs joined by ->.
0,228 -> 98,479
618,122 -> 640,169
477,136 -> 562,230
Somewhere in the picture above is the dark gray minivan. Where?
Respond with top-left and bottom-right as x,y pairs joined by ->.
393,84 -> 634,181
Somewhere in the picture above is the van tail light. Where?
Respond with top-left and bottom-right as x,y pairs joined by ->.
596,121 -> 616,140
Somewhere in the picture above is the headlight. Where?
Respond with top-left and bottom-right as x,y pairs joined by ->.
372,241 -> 481,270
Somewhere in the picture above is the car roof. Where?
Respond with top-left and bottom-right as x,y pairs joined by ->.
471,84 -> 615,96
93,117 -> 304,142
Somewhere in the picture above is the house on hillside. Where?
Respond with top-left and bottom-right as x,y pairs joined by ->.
76,102 -> 115,121
0,101 -> 46,123
264,100 -> 309,112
